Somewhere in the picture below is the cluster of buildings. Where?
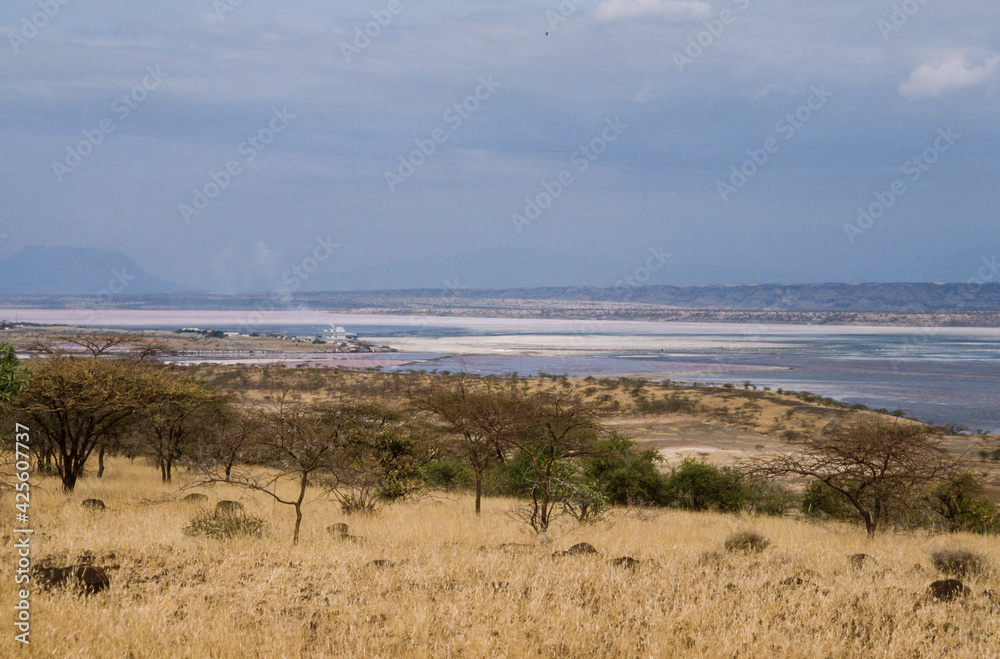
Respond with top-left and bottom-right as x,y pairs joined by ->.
177,325 -> 361,345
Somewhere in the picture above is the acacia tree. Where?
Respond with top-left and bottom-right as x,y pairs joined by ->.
195,402 -> 254,482
22,333 -> 170,360
748,417 -> 956,536
137,376 -> 223,482
16,353 -> 168,492
505,391 -> 605,533
409,375 -> 522,515
193,368 -> 395,543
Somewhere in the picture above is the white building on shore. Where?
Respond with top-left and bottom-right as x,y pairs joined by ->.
319,326 -> 357,342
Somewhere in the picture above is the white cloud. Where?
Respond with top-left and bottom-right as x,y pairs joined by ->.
594,0 -> 712,22
899,55 -> 1000,99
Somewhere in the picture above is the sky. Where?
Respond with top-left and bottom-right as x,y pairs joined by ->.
1,0 -> 998,293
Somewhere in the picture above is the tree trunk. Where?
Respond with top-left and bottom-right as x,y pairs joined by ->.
97,446 -> 105,478
293,471 -> 308,545
62,468 -> 77,493
474,469 -> 483,516
293,504 -> 303,545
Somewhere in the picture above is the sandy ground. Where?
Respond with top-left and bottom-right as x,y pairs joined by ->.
611,416 -> 794,466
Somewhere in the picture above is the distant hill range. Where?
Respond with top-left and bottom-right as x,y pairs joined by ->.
1,248 -> 999,325
431,283 -> 1000,313
0,247 -> 182,295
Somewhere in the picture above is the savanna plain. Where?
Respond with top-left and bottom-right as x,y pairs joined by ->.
5,462 -> 1000,658
3,336 -> 1000,658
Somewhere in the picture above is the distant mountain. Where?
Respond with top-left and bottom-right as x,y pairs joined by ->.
451,283 -> 1000,313
0,246 -> 183,295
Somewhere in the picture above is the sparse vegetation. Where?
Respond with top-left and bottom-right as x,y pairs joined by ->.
930,548 -> 989,579
9,454 -> 998,657
2,335 -> 998,656
723,530 -> 770,554
183,507 -> 268,540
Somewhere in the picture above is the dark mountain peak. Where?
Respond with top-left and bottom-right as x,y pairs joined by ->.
0,246 -> 183,295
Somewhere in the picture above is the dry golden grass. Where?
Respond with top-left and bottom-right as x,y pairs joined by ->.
4,458 -> 999,658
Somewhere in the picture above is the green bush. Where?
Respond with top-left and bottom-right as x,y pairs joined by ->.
422,459 -> 474,492
800,481 -> 854,519
665,459 -> 749,513
931,473 -> 1000,534
745,480 -> 795,516
583,433 -> 670,506
636,394 -> 697,415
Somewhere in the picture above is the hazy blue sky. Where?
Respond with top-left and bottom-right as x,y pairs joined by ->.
2,0 -> 998,292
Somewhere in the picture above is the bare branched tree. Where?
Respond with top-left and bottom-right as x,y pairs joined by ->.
746,416 -> 958,536
21,332 -> 171,361
408,374 -> 522,515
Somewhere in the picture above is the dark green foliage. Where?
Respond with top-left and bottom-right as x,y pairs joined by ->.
930,473 -> 1000,534
744,480 -> 795,516
0,342 -> 30,411
665,459 -> 749,512
422,458 -> 474,491
583,433 -> 670,506
364,429 -> 425,501
490,447 -> 538,497
636,394 -> 697,415
801,481 -> 854,519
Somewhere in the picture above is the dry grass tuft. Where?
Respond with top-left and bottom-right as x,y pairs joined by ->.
723,530 -> 770,554
930,548 -> 989,579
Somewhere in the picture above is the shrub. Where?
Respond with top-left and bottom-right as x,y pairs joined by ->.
930,473 -> 1000,534
183,509 -> 267,540
583,433 -> 670,506
422,458 -> 474,492
665,459 -> 749,513
558,479 -> 609,524
800,481 -> 854,519
724,530 -> 770,554
930,548 -> 989,578
637,394 -> 697,415
745,480 -> 795,516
